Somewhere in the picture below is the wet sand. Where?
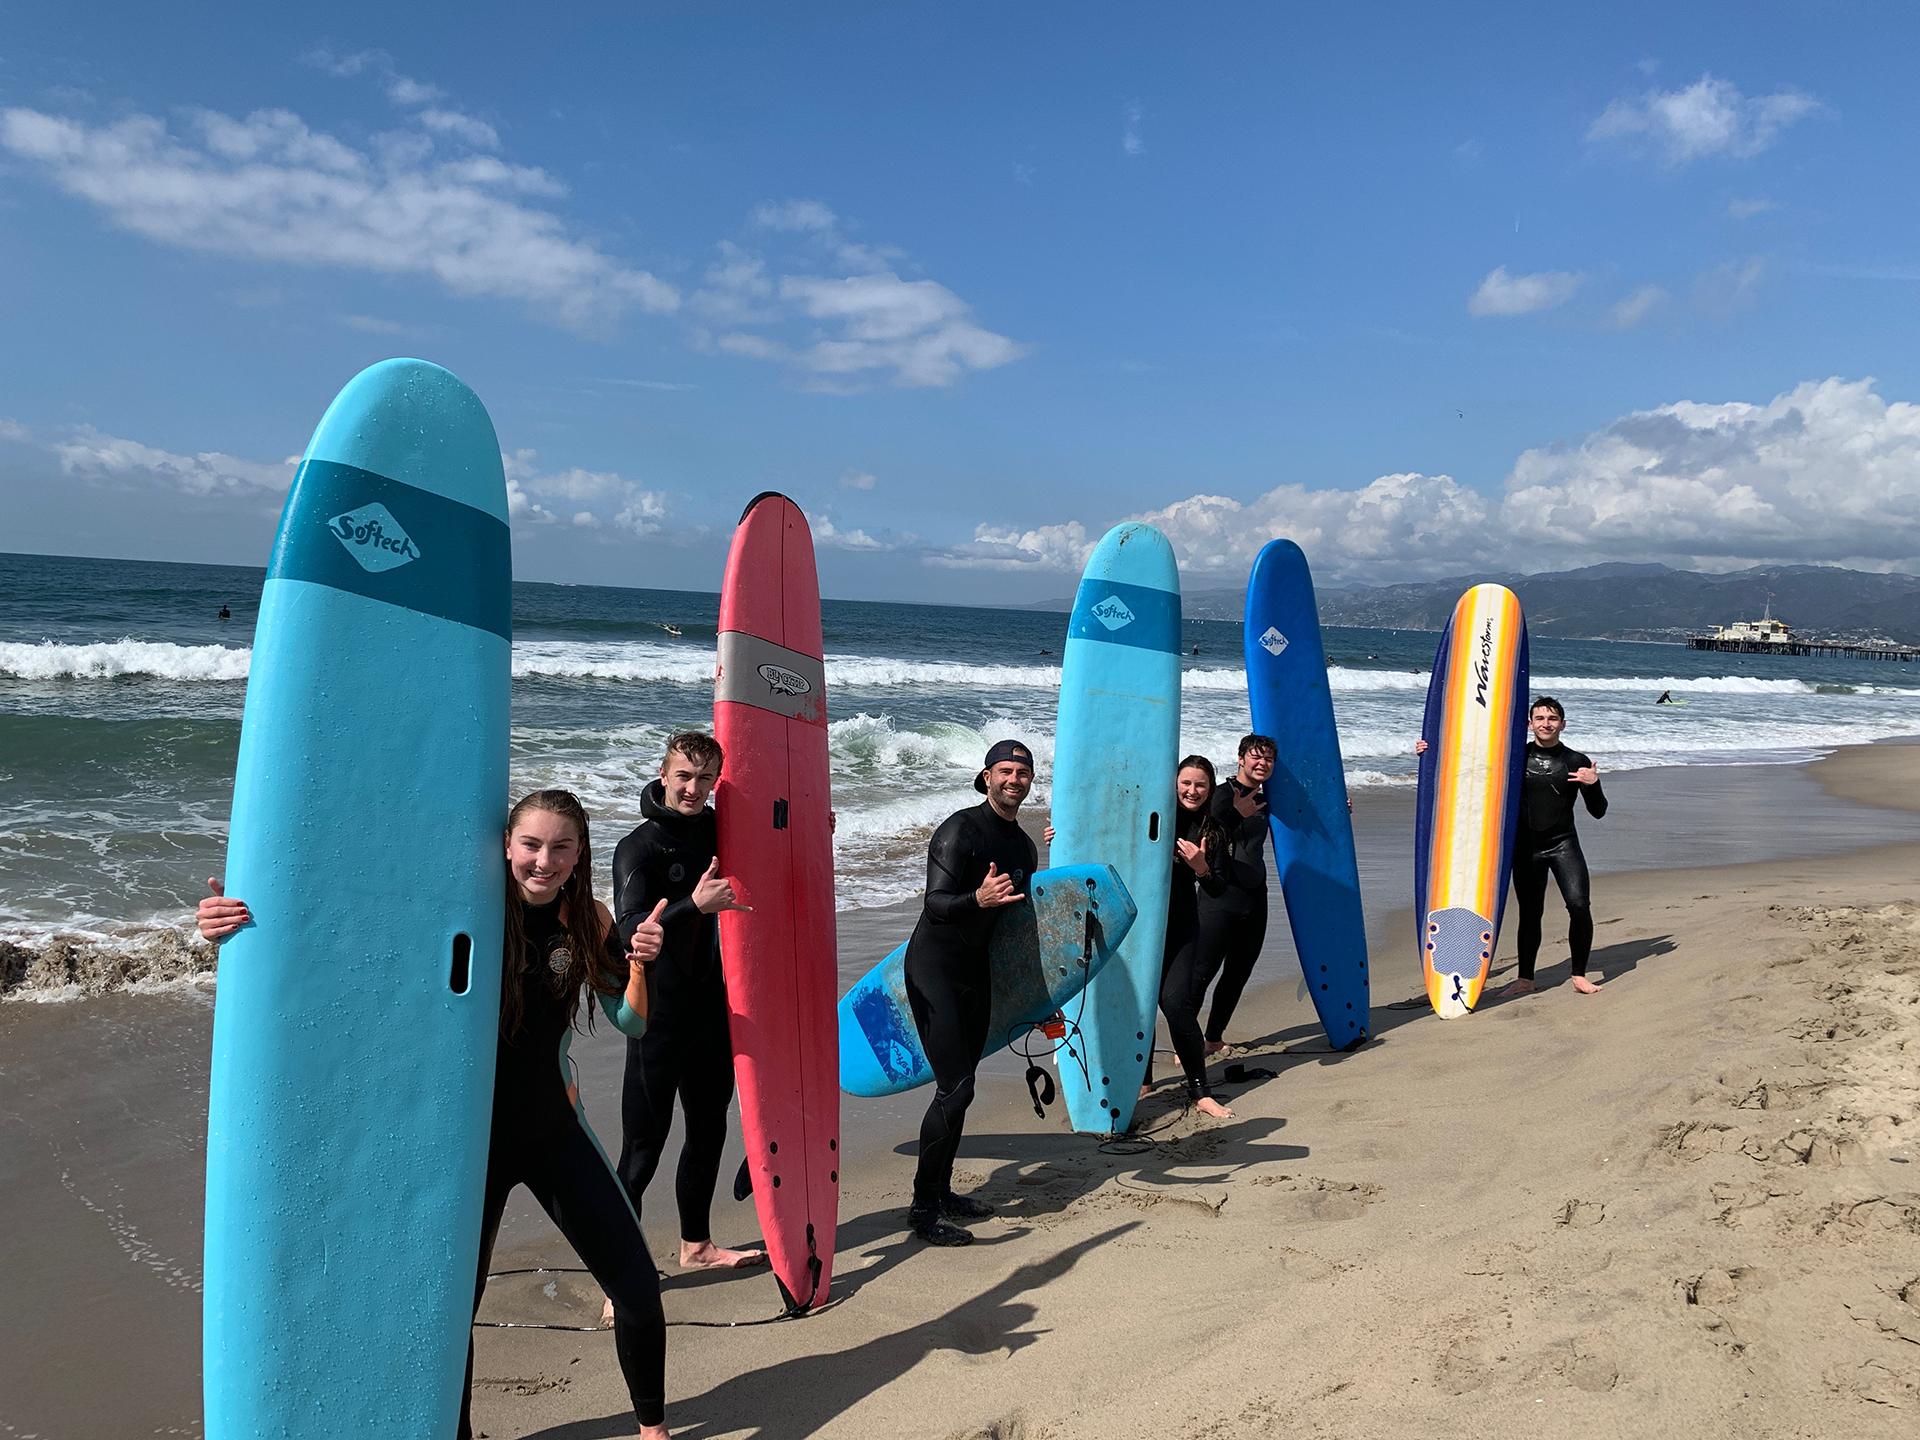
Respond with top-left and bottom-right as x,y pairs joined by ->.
3,743 -> 1917,1437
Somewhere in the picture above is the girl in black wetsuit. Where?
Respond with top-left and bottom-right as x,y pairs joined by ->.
197,790 -> 675,1440
1155,756 -> 1235,1118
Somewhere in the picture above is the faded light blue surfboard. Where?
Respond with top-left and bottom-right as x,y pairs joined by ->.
1244,539 -> 1370,1050
204,359 -> 511,1438
838,864 -> 1137,1097
1048,524 -> 1182,1133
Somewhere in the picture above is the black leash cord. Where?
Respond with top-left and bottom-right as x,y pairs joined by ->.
474,1267 -> 830,1331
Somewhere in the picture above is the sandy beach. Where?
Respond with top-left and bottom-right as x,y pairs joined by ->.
3,744 -> 1916,1438
458,744 -> 1920,1440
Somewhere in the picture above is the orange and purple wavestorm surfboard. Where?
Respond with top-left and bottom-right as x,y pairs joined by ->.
1413,584 -> 1529,1018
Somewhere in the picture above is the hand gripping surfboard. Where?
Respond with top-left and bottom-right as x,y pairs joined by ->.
204,359 -> 511,1436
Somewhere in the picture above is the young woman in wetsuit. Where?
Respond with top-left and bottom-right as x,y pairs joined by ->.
1156,755 -> 1234,1118
197,789 -> 676,1440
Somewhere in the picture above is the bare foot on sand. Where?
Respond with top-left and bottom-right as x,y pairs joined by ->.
1196,1096 -> 1233,1119
681,1240 -> 766,1270
641,1425 -> 671,1440
1139,1083 -> 1153,1100
1495,978 -> 1535,998
1204,1039 -> 1227,1056
1570,974 -> 1604,994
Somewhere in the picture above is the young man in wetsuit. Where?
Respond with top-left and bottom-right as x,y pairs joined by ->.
904,739 -> 1039,1247
1200,733 -> 1276,1051
1502,696 -> 1608,996
609,732 -> 765,1272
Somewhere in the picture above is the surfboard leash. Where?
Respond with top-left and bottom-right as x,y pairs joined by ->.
476,1266 -> 833,1330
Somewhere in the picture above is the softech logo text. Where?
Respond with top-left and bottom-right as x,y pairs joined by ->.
1090,594 -> 1135,631
1472,619 -> 1495,708
328,503 -> 421,573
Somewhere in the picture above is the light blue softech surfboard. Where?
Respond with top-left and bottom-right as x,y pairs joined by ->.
1048,524 -> 1182,1133
204,360 -> 512,1437
1244,540 -> 1370,1050
838,864 -> 1137,1097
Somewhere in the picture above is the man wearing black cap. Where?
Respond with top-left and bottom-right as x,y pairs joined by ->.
902,739 -> 1038,1246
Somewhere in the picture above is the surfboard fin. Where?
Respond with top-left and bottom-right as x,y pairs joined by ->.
732,1157 -> 753,1202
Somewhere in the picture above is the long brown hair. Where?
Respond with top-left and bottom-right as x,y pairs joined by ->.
500,789 -> 625,1038
1175,754 -> 1227,871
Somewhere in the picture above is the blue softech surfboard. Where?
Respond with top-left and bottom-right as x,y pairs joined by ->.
204,360 -> 512,1437
1244,540 -> 1370,1050
1048,524 -> 1182,1133
838,864 -> 1138,1097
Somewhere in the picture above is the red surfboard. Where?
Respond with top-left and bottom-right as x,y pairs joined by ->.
714,493 -> 840,1311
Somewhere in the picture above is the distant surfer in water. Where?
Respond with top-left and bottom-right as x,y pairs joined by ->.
609,732 -> 766,1275
1154,756 -> 1233,1117
903,738 -> 1038,1246
198,790 -> 676,1439
218,604 -> 231,621
1199,734 -> 1276,1052
1656,690 -> 1674,705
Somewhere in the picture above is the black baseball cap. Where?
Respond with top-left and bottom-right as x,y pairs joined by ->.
974,738 -> 1036,793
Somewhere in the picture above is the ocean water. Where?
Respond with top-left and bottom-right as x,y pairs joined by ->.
5,549 -> 1919,988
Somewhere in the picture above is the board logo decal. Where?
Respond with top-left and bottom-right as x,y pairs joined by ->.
328,503 -> 421,573
1259,625 -> 1289,657
1472,618 -> 1495,708
757,662 -> 812,697
1090,594 -> 1135,631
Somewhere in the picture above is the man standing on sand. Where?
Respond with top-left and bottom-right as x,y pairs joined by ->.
903,739 -> 1039,1247
1200,733 -> 1276,1052
1504,696 -> 1608,996
610,732 -> 766,1274
1418,698 -> 1609,997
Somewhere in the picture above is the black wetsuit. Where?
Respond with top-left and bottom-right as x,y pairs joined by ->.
1200,777 -> 1270,1043
903,802 -> 1037,1214
1513,741 -> 1608,981
461,901 -> 665,1436
1158,804 -> 1230,1098
610,782 -> 736,1247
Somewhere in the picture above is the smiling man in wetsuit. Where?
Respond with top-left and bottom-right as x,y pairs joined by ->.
1500,696 -> 1609,997
903,739 -> 1039,1247
610,732 -> 765,1273
1201,733 -> 1276,1051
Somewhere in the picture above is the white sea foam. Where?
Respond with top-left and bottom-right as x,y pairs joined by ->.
0,639 -> 251,681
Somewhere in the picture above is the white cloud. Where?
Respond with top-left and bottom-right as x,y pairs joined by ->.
1728,195 -> 1777,220
0,104 -> 678,328
839,468 -> 877,490
1605,284 -> 1668,330
53,428 -> 293,496
930,519 -> 1095,571
803,510 -> 916,553
417,109 -> 499,149
1693,256 -> 1765,316
1468,266 -> 1583,318
501,448 -> 670,535
932,378 -> 1920,580
1588,74 -> 1820,165
1500,378 -> 1920,568
0,418 -> 30,442
1122,100 -> 1144,157
694,202 -> 1024,389
752,198 -> 837,232
303,48 -> 443,109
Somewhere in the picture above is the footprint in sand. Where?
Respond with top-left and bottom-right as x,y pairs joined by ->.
1655,1120 -> 1737,1162
1554,1198 -> 1606,1228
1248,1174 -> 1383,1222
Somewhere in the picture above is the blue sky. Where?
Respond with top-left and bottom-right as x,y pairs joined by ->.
3,2 -> 1918,601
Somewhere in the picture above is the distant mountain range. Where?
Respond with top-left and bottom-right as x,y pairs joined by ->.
1034,563 -> 1920,643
